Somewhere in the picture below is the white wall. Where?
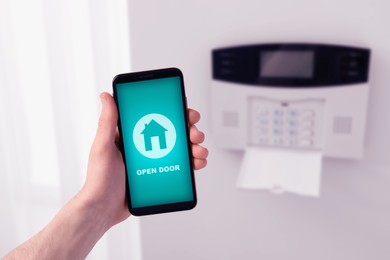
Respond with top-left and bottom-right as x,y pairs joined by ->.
0,1 -> 141,258
128,0 -> 390,259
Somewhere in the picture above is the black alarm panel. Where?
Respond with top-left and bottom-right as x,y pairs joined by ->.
212,43 -> 370,87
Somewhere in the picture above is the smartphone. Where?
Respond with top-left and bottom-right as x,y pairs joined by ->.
113,68 -> 197,216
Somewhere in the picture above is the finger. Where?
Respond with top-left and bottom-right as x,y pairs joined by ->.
190,125 -> 205,144
95,92 -> 118,145
193,158 -> 207,170
192,144 -> 208,159
188,109 -> 200,125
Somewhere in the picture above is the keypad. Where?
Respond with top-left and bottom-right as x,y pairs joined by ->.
249,98 -> 324,149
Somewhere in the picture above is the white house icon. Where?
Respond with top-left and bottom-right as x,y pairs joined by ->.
140,119 -> 168,151
133,113 -> 176,159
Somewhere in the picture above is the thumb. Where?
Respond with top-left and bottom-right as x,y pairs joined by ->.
95,92 -> 118,145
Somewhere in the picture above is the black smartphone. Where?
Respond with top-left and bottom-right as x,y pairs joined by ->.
113,68 -> 197,216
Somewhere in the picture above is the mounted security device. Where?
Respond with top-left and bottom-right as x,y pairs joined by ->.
211,43 -> 370,159
113,68 -> 197,216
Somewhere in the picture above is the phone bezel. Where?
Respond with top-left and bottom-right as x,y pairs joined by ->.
112,67 -> 197,216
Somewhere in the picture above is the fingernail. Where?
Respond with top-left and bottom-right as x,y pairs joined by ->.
99,93 -> 107,104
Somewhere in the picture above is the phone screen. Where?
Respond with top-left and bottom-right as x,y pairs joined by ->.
113,68 -> 196,215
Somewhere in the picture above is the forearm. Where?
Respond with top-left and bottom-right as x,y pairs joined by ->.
4,193 -> 110,260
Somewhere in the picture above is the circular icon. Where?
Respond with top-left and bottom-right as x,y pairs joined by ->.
133,113 -> 176,159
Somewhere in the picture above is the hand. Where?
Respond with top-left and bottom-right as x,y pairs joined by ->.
4,92 -> 208,259
79,92 -> 208,228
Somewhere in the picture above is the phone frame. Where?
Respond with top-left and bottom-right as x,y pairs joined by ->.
112,67 -> 197,216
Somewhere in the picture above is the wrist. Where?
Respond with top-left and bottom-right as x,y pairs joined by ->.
46,192 -> 113,259
72,190 -> 113,233
4,191 -> 114,260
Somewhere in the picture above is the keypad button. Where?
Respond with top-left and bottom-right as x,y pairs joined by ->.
301,130 -> 314,137
287,119 -> 298,127
287,129 -> 297,136
273,118 -> 283,126
273,109 -> 283,116
301,120 -> 314,127
272,138 -> 283,145
285,138 -> 297,146
259,137 -> 268,144
287,110 -> 299,117
273,128 -> 283,135
299,139 -> 313,146
302,110 -> 315,116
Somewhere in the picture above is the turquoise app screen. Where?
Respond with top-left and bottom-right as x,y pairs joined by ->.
116,77 -> 194,208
